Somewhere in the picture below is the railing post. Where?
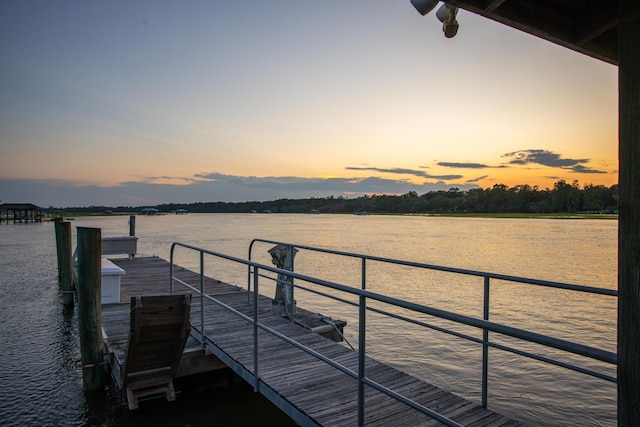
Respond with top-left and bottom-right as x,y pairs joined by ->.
169,245 -> 174,294
200,250 -> 205,348
289,246 -> 295,324
253,266 -> 260,392
358,258 -> 367,427
247,265 -> 252,304
247,240 -> 255,303
482,276 -> 490,408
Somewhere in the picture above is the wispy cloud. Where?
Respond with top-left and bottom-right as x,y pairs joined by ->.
570,165 -> 608,174
465,175 -> 489,183
437,162 -> 507,169
438,162 -> 489,169
137,175 -> 206,184
345,166 -> 462,181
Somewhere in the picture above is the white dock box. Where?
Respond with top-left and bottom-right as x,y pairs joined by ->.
101,258 -> 125,304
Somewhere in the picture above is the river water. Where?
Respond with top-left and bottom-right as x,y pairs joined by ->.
0,214 -> 617,426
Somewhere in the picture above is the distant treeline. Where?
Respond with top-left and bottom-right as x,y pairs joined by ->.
56,180 -> 618,215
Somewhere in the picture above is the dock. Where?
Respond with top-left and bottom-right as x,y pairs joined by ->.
100,256 -> 521,426
0,203 -> 43,223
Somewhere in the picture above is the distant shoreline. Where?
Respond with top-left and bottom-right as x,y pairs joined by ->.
405,212 -> 618,220
45,211 -> 618,220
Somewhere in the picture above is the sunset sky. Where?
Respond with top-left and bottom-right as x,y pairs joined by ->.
1,1 -> 618,207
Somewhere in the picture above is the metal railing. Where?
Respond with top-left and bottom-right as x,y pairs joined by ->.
170,239 -> 617,427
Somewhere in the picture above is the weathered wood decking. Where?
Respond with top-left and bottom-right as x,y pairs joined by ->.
101,256 -> 521,426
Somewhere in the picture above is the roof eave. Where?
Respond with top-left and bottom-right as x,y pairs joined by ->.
447,0 -> 619,66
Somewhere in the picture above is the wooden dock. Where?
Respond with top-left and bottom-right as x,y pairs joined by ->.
101,256 -> 521,426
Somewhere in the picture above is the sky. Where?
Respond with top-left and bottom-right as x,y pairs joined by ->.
0,1 -> 618,208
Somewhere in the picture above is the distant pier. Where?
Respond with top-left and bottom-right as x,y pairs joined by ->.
0,203 -> 43,223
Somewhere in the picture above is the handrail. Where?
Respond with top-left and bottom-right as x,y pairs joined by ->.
249,238 -> 617,296
248,238 -> 618,408
170,240 -> 617,426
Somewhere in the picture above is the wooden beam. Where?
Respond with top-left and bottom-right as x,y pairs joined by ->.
574,2 -> 618,46
484,0 -> 508,13
448,0 -> 618,64
617,0 -> 640,424
449,0 -> 572,36
175,348 -> 227,377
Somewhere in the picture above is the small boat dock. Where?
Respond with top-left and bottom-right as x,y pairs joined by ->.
100,255 -> 521,426
0,203 -> 43,223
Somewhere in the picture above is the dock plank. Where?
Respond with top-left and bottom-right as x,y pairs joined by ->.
101,256 -> 521,426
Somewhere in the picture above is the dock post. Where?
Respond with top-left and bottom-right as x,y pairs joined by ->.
54,218 -> 64,281
54,219 -> 75,306
618,1 -> 640,423
76,227 -> 105,393
129,215 -> 136,260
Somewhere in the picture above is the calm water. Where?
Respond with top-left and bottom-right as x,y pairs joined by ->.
0,214 -> 618,426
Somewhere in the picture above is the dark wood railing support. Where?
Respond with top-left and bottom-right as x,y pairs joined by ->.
617,1 -> 640,424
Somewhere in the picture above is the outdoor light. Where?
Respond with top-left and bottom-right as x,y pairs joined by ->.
410,0 -> 440,15
436,3 -> 459,38
410,0 -> 460,38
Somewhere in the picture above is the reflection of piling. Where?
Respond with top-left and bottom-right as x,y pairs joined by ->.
54,219 -> 74,306
76,227 -> 104,393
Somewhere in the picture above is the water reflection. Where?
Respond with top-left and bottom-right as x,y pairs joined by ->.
0,215 -> 618,426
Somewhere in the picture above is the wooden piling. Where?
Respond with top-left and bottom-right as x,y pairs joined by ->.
76,227 -> 105,393
129,215 -> 136,237
129,215 -> 136,259
54,218 -> 64,281
54,219 -> 74,306
618,1 -> 640,425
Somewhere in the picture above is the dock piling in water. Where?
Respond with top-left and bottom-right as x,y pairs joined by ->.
76,226 -> 105,393
54,219 -> 74,306
129,215 -> 135,237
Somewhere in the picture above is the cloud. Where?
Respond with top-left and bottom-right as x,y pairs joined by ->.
570,165 -> 608,174
138,175 -> 205,184
438,162 -> 488,169
502,149 -> 584,167
0,173 -> 479,208
345,166 -> 462,181
465,175 -> 489,183
502,149 -> 608,174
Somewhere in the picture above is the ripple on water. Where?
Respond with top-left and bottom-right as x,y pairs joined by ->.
0,274 -> 84,427
0,217 -> 618,426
